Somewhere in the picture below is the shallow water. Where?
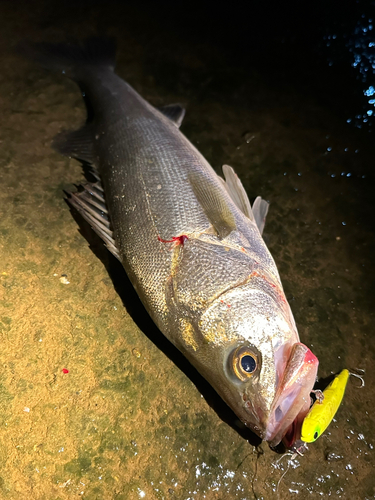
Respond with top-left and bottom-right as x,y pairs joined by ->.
0,1 -> 374,499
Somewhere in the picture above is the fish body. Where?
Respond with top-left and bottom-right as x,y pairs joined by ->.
35,39 -> 318,445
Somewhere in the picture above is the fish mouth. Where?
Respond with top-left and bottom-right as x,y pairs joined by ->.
264,342 -> 319,447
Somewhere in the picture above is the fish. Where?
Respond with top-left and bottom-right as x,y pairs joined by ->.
31,38 -> 319,447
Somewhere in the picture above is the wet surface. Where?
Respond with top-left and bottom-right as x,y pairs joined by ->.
0,1 -> 374,499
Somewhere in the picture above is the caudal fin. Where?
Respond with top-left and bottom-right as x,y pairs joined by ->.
20,37 -> 116,79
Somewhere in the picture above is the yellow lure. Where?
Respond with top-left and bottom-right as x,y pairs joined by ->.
301,369 -> 350,443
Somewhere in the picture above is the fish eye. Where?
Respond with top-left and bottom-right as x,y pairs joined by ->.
230,346 -> 258,382
241,355 -> 256,373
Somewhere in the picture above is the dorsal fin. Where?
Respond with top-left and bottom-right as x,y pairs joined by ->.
221,165 -> 253,220
188,171 -> 236,239
220,165 -> 269,235
252,196 -> 269,235
158,104 -> 186,127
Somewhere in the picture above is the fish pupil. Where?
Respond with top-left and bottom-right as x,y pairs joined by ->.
314,431 -> 319,440
241,355 -> 256,373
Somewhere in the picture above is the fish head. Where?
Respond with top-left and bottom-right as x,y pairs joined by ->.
196,284 -> 318,445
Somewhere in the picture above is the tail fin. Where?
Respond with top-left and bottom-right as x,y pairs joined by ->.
20,37 -> 116,79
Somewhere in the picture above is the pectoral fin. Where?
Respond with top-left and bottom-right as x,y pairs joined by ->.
188,171 -> 236,239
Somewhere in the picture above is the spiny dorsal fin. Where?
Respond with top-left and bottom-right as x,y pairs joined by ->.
66,181 -> 120,260
188,171 -> 236,239
158,104 -> 186,128
220,165 -> 269,235
252,196 -> 269,235
53,124 -> 95,165
221,164 -> 253,220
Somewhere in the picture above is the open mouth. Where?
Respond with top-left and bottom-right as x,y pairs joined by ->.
265,342 -> 319,447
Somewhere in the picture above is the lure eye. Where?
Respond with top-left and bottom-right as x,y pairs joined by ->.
230,346 -> 258,382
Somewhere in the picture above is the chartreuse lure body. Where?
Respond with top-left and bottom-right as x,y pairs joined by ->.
301,369 -> 350,443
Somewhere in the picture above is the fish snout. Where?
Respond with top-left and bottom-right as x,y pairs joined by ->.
265,342 -> 319,446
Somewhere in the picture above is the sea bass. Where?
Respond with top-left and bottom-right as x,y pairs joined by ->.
34,39 -> 318,446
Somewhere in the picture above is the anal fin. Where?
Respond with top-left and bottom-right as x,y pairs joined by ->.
66,181 -> 120,260
53,124 -> 95,165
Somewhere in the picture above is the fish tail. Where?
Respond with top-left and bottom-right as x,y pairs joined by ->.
20,37 -> 116,79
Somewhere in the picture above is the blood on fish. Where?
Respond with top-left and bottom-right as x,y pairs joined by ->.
219,299 -> 231,308
158,235 -> 188,246
250,270 -> 286,303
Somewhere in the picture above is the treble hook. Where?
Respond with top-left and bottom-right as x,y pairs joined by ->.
349,368 -> 365,388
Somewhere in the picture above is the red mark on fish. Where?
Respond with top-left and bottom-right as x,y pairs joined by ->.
62,368 -> 69,374
158,235 -> 188,246
250,270 -> 286,303
220,299 -> 231,308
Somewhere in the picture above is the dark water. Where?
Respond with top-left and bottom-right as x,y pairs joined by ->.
0,1 -> 374,499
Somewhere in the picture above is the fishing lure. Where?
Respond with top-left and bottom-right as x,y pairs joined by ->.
301,369 -> 350,443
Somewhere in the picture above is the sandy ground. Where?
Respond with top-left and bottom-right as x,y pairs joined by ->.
0,1 -> 374,499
